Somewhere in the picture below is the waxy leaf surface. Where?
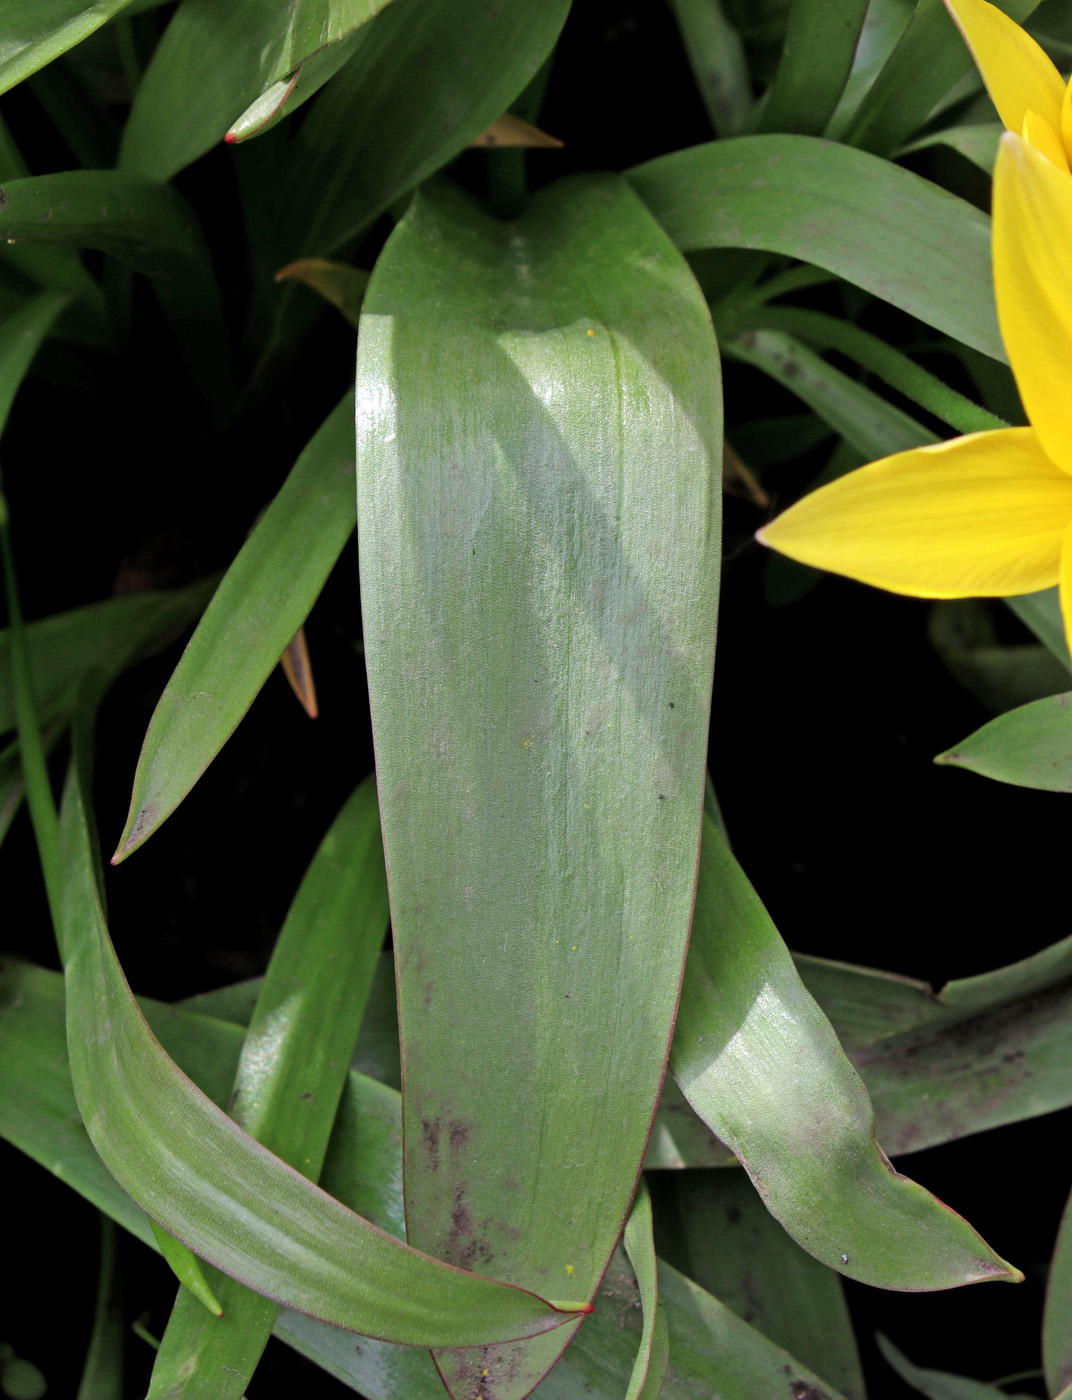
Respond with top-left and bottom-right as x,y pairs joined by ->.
59,714 -> 576,1347
0,0 -> 135,95
0,959 -> 852,1400
146,775 -> 390,1398
356,176 -> 721,1397
671,820 -> 1020,1289
628,135 -> 1003,360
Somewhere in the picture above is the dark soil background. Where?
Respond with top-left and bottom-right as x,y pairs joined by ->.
3,1 -> 1070,1396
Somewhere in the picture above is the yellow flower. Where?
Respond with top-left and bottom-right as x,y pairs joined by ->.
944,0 -> 1071,170
756,132 -> 1072,659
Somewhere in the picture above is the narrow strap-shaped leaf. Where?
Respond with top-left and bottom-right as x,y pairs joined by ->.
59,701 -> 580,1347
147,775 -> 390,1397
651,1169 -> 866,1400
724,327 -> 935,460
622,1180 -> 669,1400
628,134 -> 1003,361
670,818 -> 1021,1289
875,1334 -> 1033,1400
0,579 -> 218,739
0,170 -> 229,410
0,291 -> 70,430
356,175 -> 721,1398
274,0 -> 572,261
844,0 -> 1040,155
1007,586 -> 1072,671
0,959 -> 852,1400
668,0 -> 751,136
1045,1185 -> 1072,1397
935,692 -> 1072,790
732,307 -> 1003,435
120,0 -> 398,180
75,1217 -> 123,1400
0,0 -> 137,96
114,397 -> 355,860
754,0 -> 868,136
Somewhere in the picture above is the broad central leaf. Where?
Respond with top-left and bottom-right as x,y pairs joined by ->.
356,176 -> 722,1397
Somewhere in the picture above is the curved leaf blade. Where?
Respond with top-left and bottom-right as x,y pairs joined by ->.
936,691 -> 1072,790
755,0 -> 868,136
121,0 -> 397,179
114,397 -> 355,860
0,0 -> 136,97
670,819 -> 1021,1290
146,775 -> 391,1397
356,175 -> 721,1397
621,1181 -> 669,1400
275,0 -> 572,260
628,135 -> 1003,360
59,713 -> 578,1347
0,170 -> 229,408
1045,1185 -> 1072,1396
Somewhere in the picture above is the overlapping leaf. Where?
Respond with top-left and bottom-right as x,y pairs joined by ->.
120,0 -> 399,179
628,135 -> 1003,359
356,175 -> 721,1397
0,958 -> 854,1400
59,706 -> 580,1347
670,819 -> 1020,1288
114,397 -> 354,860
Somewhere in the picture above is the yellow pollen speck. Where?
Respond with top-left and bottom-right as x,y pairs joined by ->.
586,328 -> 595,336
566,1264 -> 575,1275
570,945 -> 578,951
481,1369 -> 490,1377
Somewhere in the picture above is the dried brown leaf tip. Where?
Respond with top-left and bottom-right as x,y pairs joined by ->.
470,114 -> 564,148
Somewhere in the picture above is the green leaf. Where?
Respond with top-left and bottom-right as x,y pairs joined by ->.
0,170 -> 229,411
0,0 -> 136,97
935,691 -> 1072,790
929,599 -> 1071,715
75,1218 -> 123,1400
147,775 -> 391,1397
668,0 -> 752,136
732,306 -> 1003,435
876,1334 -> 1035,1400
899,122 -> 1002,174
356,175 -> 721,1397
628,135 -> 1003,361
847,933 -> 1072,1156
1045,1186 -> 1072,1397
754,0 -> 868,136
844,0 -> 1040,154
621,1181 -> 669,1400
724,326 -> 935,460
0,579 -> 217,740
0,291 -> 70,432
272,0 -> 571,260
114,398 -> 354,860
0,960 -> 852,1400
650,1169 -> 866,1400
120,0 -> 398,179
1006,586 -> 1072,671
149,1221 -> 224,1316
58,705 -> 580,1348
670,818 -> 1021,1289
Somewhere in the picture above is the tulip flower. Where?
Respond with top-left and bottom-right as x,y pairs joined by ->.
945,0 -> 1071,170
756,132 -> 1072,660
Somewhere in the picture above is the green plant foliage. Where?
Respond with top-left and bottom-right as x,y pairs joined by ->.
3,1 -> 1071,1394
356,174 -> 721,1398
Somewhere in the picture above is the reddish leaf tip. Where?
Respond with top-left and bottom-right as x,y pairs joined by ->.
224,131 -> 238,144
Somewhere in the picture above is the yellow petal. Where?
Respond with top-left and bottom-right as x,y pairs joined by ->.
1060,518 -> 1072,668
993,133 -> 1072,476
1021,110 -> 1068,172
944,0 -> 1065,137
1062,74 -> 1072,159
756,428 -> 1072,598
